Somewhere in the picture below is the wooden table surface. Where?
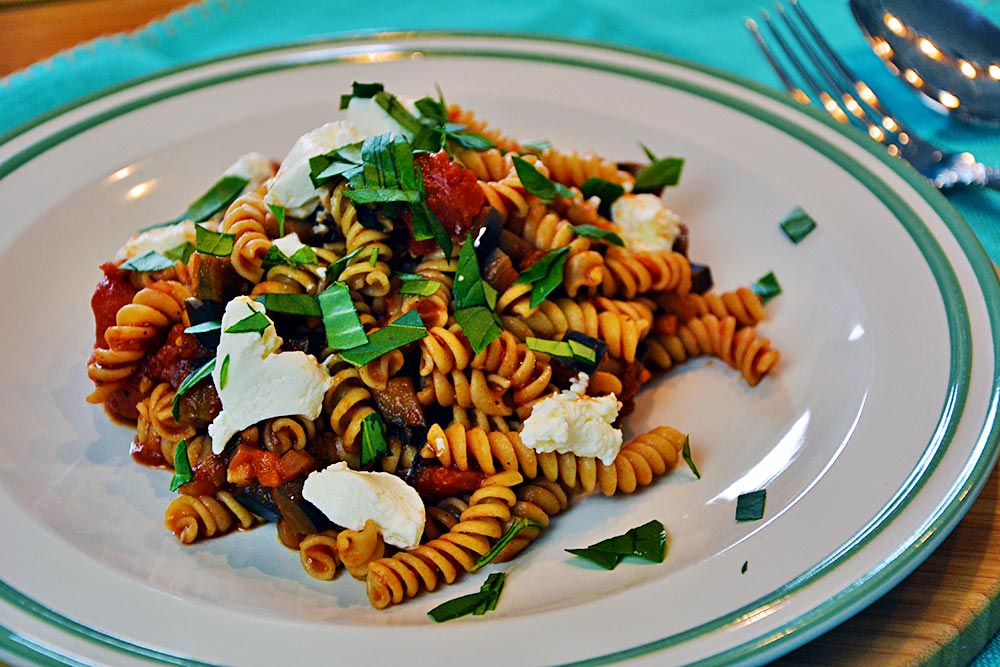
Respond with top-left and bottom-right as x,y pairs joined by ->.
3,2 -> 1000,666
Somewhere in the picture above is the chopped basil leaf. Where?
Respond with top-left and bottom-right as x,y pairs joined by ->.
195,225 -> 235,257
394,272 -> 424,281
252,293 -> 321,317
399,279 -> 441,296
184,320 -> 221,334
268,203 -> 286,236
511,156 -> 573,203
741,560 -> 749,574
360,412 -> 390,466
565,519 -> 667,570
455,306 -> 503,355
318,282 -> 368,350
633,147 -> 684,193
640,142 -> 659,163
736,489 -> 767,521
514,246 -> 570,307
411,201 -> 453,258
521,139 -> 553,153
327,246 -> 364,281
187,175 -> 249,223
454,233 -> 493,311
224,310 -> 271,335
779,206 -> 816,244
751,272 -> 782,303
218,354 -> 231,391
428,572 -> 506,623
339,81 -> 385,109
119,250 -> 176,272
681,435 -> 700,479
163,241 -> 195,264
449,132 -> 496,151
526,336 -> 599,366
171,357 -> 215,421
471,519 -> 542,572
261,244 -> 319,271
569,224 -> 625,247
369,247 -> 380,267
567,339 -> 597,363
338,309 -> 428,366
289,245 -> 318,266
309,141 -> 365,186
580,178 -> 625,218
169,439 -> 194,492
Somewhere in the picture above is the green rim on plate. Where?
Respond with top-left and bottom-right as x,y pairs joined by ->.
1,34 -> 997,667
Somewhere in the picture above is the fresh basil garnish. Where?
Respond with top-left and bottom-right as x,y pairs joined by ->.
140,175 -> 249,232
184,320 -> 221,335
511,156 -> 574,203
317,282 -> 368,350
268,203 -> 286,236
514,246 -> 570,307
471,519 -> 542,572
779,205 -> 816,244
751,272 -> 782,303
169,439 -> 194,492
218,354 -> 231,391
195,225 -> 235,257
565,519 -> 667,570
399,279 -> 441,296
224,310 -> 271,335
163,241 -> 195,264
360,412 -> 390,467
736,489 -> 767,521
339,81 -> 385,109
118,250 -> 176,272
634,144 -> 684,193
427,572 -> 506,623
338,309 -> 428,366
569,223 -> 625,247
681,435 -> 700,479
171,357 -> 215,421
580,178 -> 626,218
252,293 -> 321,317
454,306 -> 503,356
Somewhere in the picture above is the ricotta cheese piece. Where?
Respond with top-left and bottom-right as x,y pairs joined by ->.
610,193 -> 683,252
520,372 -> 623,465
264,121 -> 364,218
207,296 -> 334,454
346,95 -> 420,141
113,220 -> 196,262
302,462 -> 426,549
223,151 -> 275,185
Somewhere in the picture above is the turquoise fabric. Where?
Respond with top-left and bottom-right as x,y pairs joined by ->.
2,0 -> 1000,663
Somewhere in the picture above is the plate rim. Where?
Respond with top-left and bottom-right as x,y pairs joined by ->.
2,32 -> 999,667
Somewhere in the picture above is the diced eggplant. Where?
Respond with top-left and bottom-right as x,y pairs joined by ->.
176,382 -> 222,428
473,207 -> 504,264
499,230 -> 546,270
192,252 -> 247,303
559,330 -> 608,376
184,298 -> 223,349
373,377 -> 426,427
271,479 -> 330,535
234,483 -> 282,522
673,222 -> 689,257
481,249 -> 519,293
690,262 -> 713,294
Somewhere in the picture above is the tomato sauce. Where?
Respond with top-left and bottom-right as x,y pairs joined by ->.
91,262 -> 138,347
403,151 -> 486,255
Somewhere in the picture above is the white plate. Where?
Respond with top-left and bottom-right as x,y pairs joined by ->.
1,35 -> 998,667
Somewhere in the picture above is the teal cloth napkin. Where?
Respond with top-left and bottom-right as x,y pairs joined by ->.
2,0 -> 1000,664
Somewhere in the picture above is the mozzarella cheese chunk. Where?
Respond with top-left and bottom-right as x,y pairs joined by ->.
114,220 -> 196,262
207,297 -> 334,454
271,232 -> 308,258
610,193 -> 683,252
346,95 -> 419,142
264,121 -> 364,218
520,373 -> 623,465
223,151 -> 275,185
302,462 -> 425,549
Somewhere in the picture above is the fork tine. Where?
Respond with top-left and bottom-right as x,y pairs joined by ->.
745,17 -> 811,106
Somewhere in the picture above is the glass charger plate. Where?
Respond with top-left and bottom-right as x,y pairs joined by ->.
1,34 -> 998,667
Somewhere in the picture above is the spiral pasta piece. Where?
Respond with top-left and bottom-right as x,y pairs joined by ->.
323,182 -> 393,297
338,519 -> 387,580
447,105 -> 524,153
471,331 -> 553,406
420,325 -> 474,376
494,479 -> 570,562
299,529 -> 341,580
220,184 -> 273,283
164,491 -> 256,544
522,299 -> 645,364
598,246 -> 692,299
539,147 -> 635,190
417,369 -> 512,417
87,280 -> 192,402
135,382 -> 196,445
324,360 -> 377,450
452,146 -> 517,182
365,471 -> 520,609
401,247 -> 455,329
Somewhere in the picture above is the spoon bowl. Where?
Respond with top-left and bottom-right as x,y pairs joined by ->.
849,0 -> 1000,123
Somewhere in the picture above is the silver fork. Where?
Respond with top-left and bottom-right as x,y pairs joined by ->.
746,0 -> 1000,191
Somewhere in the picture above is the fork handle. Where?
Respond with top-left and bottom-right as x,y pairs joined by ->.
986,166 -> 1000,191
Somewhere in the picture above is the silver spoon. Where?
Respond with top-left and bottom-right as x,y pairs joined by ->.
849,0 -> 1000,123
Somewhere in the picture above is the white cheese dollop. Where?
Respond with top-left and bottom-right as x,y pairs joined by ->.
113,220 -> 196,262
207,296 -> 334,454
610,193 -> 683,252
346,95 -> 420,141
223,151 -> 275,185
302,462 -> 426,549
264,121 -> 364,218
520,373 -> 623,465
